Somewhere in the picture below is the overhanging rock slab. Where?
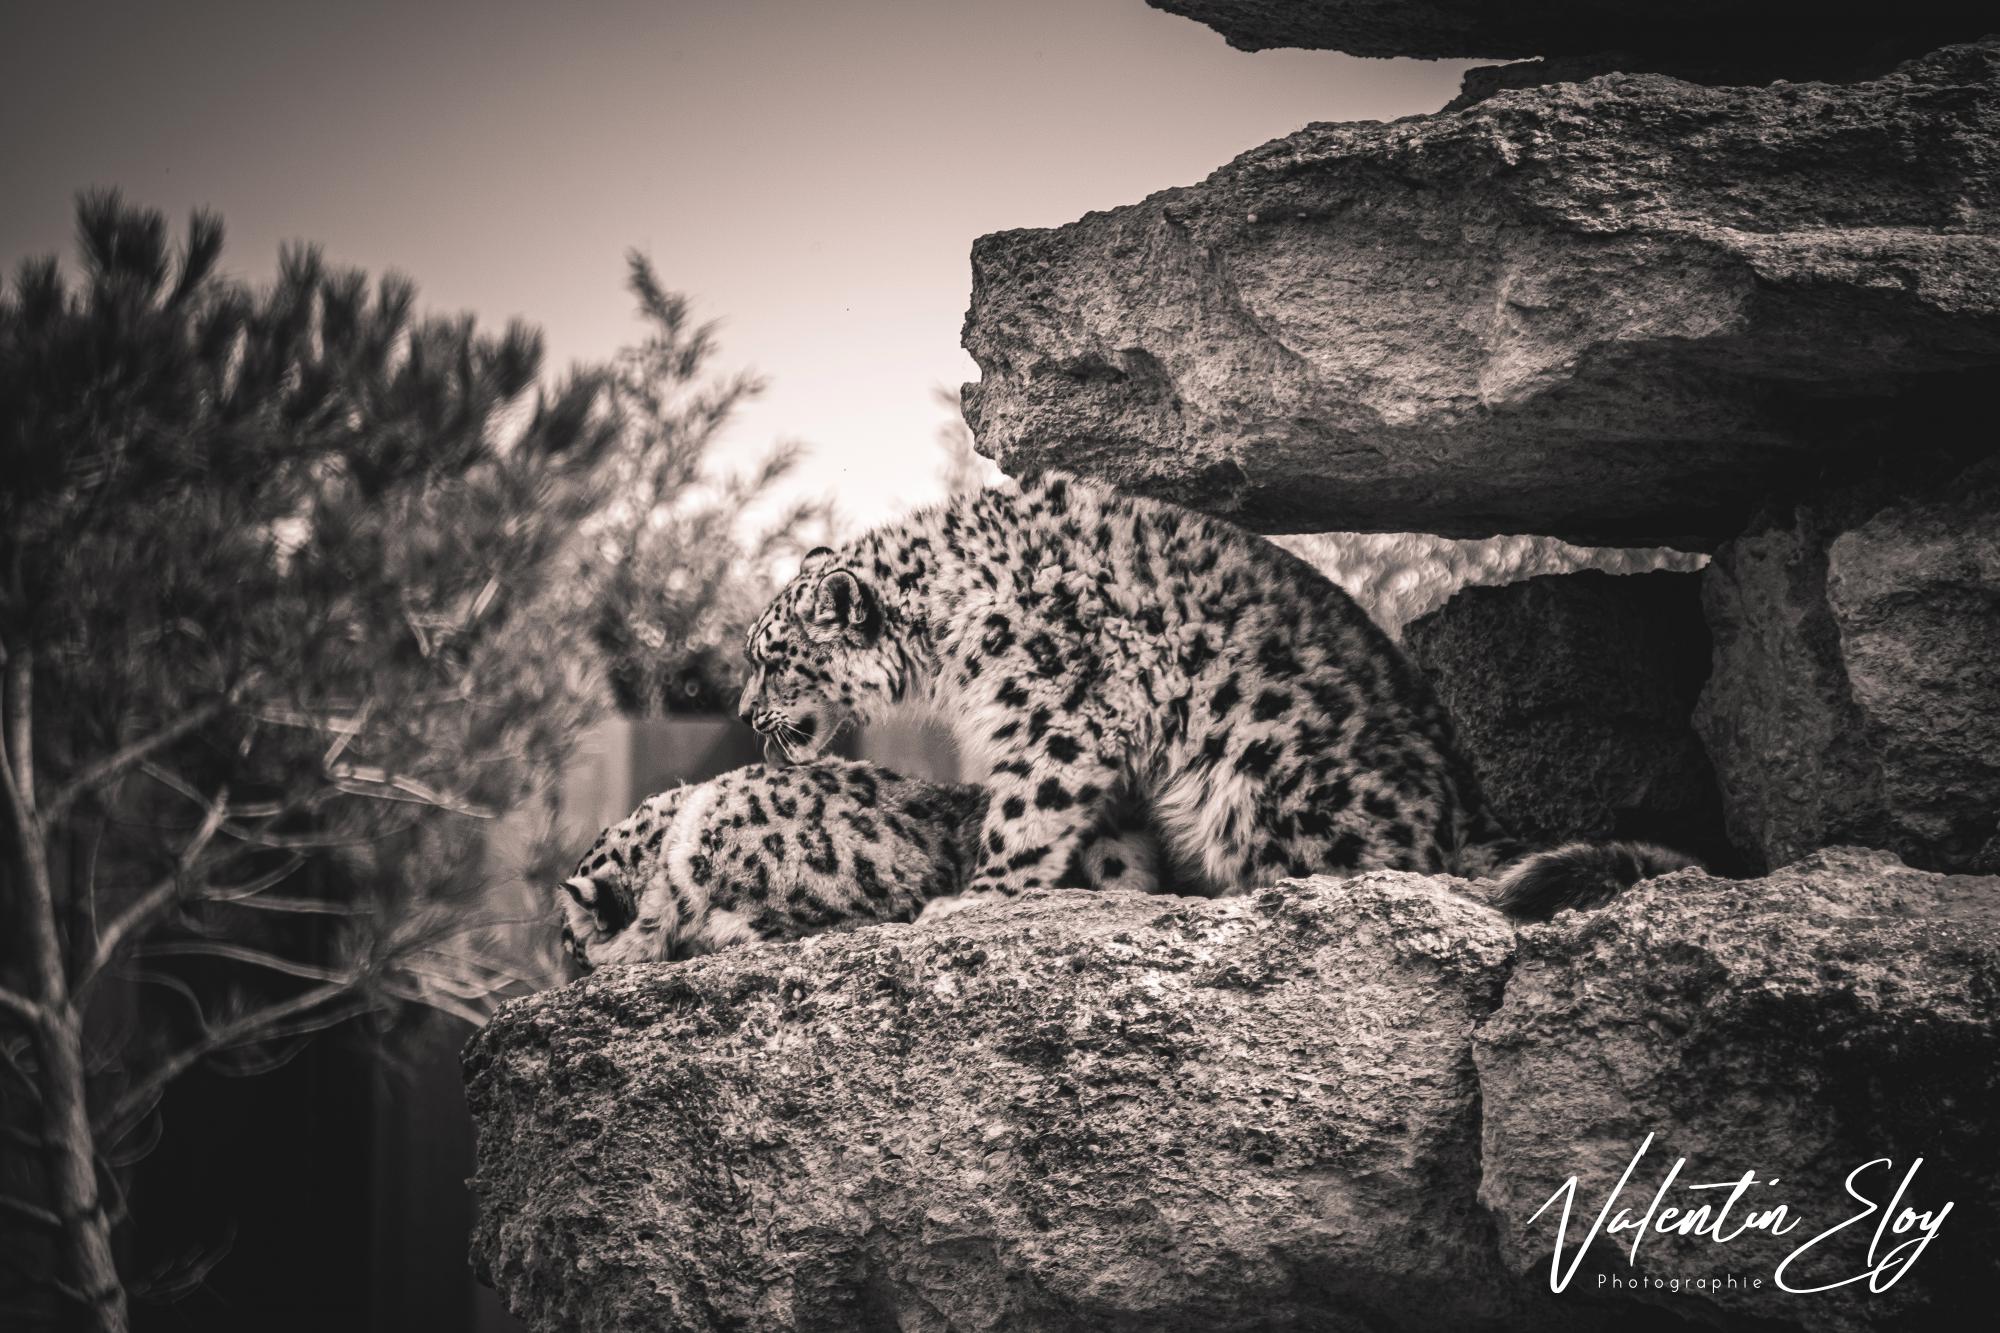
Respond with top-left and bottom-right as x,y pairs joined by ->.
961,41 -> 2000,547
1144,0 -> 1995,82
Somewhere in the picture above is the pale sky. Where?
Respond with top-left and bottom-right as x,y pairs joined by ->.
1,0 -> 1476,532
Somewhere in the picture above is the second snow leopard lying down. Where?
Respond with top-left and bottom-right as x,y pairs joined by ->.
554,758 -> 1164,973
555,760 -> 1693,975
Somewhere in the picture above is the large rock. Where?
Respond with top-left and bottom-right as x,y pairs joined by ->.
1695,460 -> 2000,875
960,41 -> 2000,547
1144,0 -> 1995,81
1477,847 -> 2000,1331
468,856 -> 2000,1331
463,876 -> 1550,1332
1403,570 -> 1732,866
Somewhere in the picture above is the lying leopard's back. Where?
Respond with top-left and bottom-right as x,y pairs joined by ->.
557,759 -> 988,969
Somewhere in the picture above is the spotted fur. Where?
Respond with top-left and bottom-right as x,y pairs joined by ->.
555,759 -> 987,972
737,472 -> 1542,898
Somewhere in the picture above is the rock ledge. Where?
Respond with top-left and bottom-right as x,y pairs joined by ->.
962,41 -> 2000,547
469,853 -> 2000,1331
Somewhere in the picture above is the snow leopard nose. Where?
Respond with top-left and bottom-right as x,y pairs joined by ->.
736,683 -> 758,729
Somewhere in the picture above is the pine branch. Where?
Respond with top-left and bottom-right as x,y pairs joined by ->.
126,942 -> 352,985
196,892 -> 358,916
45,699 -> 230,822
0,1248 -> 87,1305
0,1039 -> 42,1102
140,765 -> 422,849
0,1194 -> 61,1230
378,979 -> 491,1030
327,764 -> 496,817
190,854 -> 308,905
0,643 -> 36,831
139,762 -> 293,821
76,789 -> 230,998
0,986 -> 46,1029
95,979 -> 360,1141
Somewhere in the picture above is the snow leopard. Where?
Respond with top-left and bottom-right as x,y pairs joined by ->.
737,472 -> 1692,913
554,759 -> 988,972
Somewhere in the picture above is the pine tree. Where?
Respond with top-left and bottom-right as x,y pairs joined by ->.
581,252 -> 830,716
0,192 -> 616,1330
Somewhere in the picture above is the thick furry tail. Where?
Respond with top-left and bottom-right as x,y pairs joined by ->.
1493,841 -> 1701,922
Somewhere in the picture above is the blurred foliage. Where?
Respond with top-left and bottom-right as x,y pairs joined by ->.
933,384 -> 1006,498
0,191 -> 627,1326
579,254 -> 831,716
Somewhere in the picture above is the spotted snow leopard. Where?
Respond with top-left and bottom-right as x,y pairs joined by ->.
557,759 -> 1188,970
737,472 -> 1691,917
553,760 -> 996,971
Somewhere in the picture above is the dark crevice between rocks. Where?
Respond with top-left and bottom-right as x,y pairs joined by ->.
1442,30 -> 1993,113
1146,0 -> 1995,80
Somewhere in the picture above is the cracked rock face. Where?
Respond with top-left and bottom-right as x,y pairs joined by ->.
960,41 -> 2000,548
463,876 -> 1536,1333
1144,0 -> 1995,82
1694,461 -> 2000,875
467,855 -> 2000,1331
476,856 -> 2000,1320
1477,848 -> 2000,1332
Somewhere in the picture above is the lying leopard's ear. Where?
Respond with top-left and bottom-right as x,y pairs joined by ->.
798,546 -> 838,575
557,873 -> 634,934
806,568 -> 880,645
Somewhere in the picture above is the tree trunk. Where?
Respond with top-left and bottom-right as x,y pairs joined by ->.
32,1006 -> 127,1333
4,646 -> 129,1332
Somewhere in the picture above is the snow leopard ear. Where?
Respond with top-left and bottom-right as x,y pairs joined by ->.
798,546 -> 838,575
558,873 -> 633,934
806,568 -> 880,645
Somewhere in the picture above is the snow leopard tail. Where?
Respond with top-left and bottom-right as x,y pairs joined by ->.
1492,840 -> 1702,922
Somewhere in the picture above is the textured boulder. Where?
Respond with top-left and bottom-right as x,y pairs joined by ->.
1477,847 -> 2000,1331
1403,570 -> 1731,866
467,856 -> 2000,1331
961,41 -> 2000,547
463,876 -> 1554,1332
1144,0 -> 1995,81
1695,461 -> 2000,874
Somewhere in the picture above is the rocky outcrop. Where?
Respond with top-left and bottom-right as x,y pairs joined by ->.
960,41 -> 2000,548
1695,460 -> 2000,875
468,855 -> 2000,1331
463,876 -> 1534,1332
1404,570 -> 1731,865
1145,0 -> 1995,83
1478,847 -> 2000,1331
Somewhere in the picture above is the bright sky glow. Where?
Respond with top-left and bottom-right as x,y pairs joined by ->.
1,0 -> 1476,532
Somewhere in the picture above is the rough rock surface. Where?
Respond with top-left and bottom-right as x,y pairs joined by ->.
1403,570 -> 1731,866
469,856 -> 2000,1331
1695,460 -> 2000,874
961,41 -> 2000,547
464,876 -> 1550,1332
1477,847 -> 2000,1331
1144,0 -> 1995,82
